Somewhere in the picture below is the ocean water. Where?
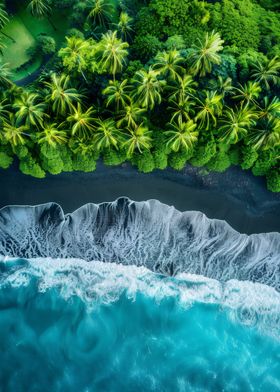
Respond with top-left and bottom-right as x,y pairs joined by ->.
0,199 -> 280,391
0,257 -> 280,392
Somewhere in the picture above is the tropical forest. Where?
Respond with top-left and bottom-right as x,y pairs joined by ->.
0,0 -> 280,192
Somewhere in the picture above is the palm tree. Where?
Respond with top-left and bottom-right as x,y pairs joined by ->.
28,0 -> 57,31
97,31 -> 129,80
168,96 -> 195,125
132,68 -> 166,110
0,35 -> 5,55
28,0 -> 51,17
0,3 -> 9,29
219,106 -> 256,144
257,96 -> 280,122
210,76 -> 234,99
0,98 -> 10,122
93,118 -> 123,150
165,120 -> 198,152
1,114 -> 30,146
123,123 -> 152,156
233,81 -> 261,107
45,73 -> 82,116
247,119 -> 280,150
167,75 -> 197,103
188,31 -> 224,77
69,137 -> 97,156
66,103 -> 96,138
0,3 -> 16,44
37,123 -> 68,147
116,102 -> 146,129
87,0 -> 113,28
58,36 -> 91,75
13,92 -> 47,128
0,61 -> 12,88
195,90 -> 223,130
153,50 -> 185,81
117,12 -> 133,42
251,57 -> 280,90
102,79 -> 131,111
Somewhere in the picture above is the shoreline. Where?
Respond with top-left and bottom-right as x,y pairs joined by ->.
0,163 -> 280,234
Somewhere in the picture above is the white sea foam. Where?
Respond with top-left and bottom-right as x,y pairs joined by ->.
1,256 -> 280,340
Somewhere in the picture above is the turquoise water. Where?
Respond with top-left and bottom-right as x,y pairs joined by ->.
0,258 -> 280,392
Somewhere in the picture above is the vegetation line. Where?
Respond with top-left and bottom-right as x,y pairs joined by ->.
0,0 -> 279,192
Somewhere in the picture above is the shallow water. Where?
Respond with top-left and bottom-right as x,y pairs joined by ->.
0,258 -> 280,392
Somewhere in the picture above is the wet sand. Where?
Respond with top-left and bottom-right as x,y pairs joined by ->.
0,163 -> 279,234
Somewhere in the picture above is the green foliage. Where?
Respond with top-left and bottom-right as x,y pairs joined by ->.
103,148 -> 126,166
58,145 -> 73,172
237,50 -> 268,81
209,0 -> 260,52
266,168 -> 280,192
39,144 -> 65,175
168,149 -> 193,171
133,151 -> 155,173
135,7 -> 161,38
72,153 -> 97,172
132,35 -> 163,62
165,35 -> 185,51
240,145 -> 259,170
1,2 -> 280,192
149,0 -> 210,38
252,150 -> 276,176
37,35 -> 56,55
190,140 -> 216,167
206,148 -> 231,172
0,152 -> 13,169
19,157 -> 46,178
13,145 -> 29,160
228,146 -> 241,166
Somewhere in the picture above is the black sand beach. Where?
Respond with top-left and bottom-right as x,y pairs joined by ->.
0,163 -> 279,234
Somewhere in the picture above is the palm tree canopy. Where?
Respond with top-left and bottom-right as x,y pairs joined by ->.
66,103 -> 96,138
117,103 -> 146,129
251,56 -> 280,90
37,123 -> 68,147
13,92 -> 47,128
0,2 -> 9,29
117,12 -> 133,41
188,31 -> 224,77
87,0 -> 113,27
247,118 -> 280,150
59,37 -> 92,72
167,74 -> 197,103
219,106 -> 256,144
153,50 -> 185,81
132,68 -> 166,110
195,90 -> 223,130
165,119 -> 199,152
233,81 -> 262,106
45,73 -> 83,115
27,0 -> 51,18
1,114 -> 30,146
168,96 -> 195,124
122,123 -> 152,156
97,30 -> 129,77
93,118 -> 123,150
0,61 -> 13,88
102,79 -> 131,111
257,97 -> 280,121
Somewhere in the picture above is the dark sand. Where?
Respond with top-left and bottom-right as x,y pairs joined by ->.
0,163 -> 279,234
